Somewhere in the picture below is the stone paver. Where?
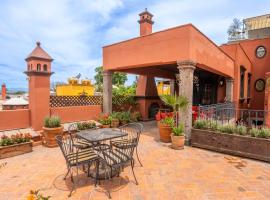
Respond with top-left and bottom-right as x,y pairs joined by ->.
0,121 -> 270,200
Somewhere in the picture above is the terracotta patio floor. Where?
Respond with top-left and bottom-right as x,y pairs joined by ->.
1,121 -> 270,200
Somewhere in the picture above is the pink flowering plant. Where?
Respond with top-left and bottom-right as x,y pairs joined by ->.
0,133 -> 31,146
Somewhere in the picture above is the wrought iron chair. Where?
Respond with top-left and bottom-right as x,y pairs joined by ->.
96,140 -> 138,199
68,123 -> 93,150
110,123 -> 143,166
56,135 -> 99,197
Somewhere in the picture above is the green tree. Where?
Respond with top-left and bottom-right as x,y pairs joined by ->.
94,66 -> 128,91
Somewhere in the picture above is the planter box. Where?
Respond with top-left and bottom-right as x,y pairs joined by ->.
191,129 -> 270,162
0,142 -> 33,159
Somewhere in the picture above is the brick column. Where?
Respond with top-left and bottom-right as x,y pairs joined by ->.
177,60 -> 196,145
170,79 -> 175,95
225,78 -> 234,102
264,72 -> 270,127
103,70 -> 113,114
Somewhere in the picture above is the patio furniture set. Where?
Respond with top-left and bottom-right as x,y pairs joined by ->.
56,122 -> 143,198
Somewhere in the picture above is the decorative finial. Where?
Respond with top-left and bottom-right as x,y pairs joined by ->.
145,8 -> 147,11
36,41 -> 41,46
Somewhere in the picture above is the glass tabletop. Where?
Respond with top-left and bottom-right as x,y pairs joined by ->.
76,128 -> 127,142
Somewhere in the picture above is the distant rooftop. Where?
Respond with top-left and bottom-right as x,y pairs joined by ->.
3,97 -> 28,106
244,14 -> 270,30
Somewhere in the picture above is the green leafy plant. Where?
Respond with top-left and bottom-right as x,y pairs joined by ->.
0,133 -> 31,146
98,113 -> 112,125
119,111 -> 131,124
193,118 -> 208,129
77,122 -> 96,130
234,125 -> 247,135
160,117 -> 174,127
217,124 -> 235,134
172,123 -> 184,136
250,127 -> 270,138
44,116 -> 61,128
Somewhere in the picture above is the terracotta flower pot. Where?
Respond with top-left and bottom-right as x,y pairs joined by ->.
159,123 -> 172,143
111,119 -> 119,128
171,134 -> 185,150
102,124 -> 110,128
42,126 -> 63,148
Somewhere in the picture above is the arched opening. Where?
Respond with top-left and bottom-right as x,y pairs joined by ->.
43,64 -> 48,71
37,63 -> 41,71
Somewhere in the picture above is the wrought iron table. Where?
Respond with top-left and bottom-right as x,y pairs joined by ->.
76,128 -> 128,179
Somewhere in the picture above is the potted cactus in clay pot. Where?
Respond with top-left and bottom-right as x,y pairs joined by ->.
43,116 -> 63,148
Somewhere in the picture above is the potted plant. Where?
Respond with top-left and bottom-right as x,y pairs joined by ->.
43,116 -> 63,148
98,113 -> 112,128
159,94 -> 189,144
119,111 -> 131,125
0,133 -> 32,159
171,124 -> 185,149
110,112 -> 120,128
159,117 -> 174,142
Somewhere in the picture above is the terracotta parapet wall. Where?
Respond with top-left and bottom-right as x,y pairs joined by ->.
0,109 -> 30,131
50,105 -> 102,123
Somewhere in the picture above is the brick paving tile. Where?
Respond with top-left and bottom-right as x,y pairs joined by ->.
0,121 -> 270,200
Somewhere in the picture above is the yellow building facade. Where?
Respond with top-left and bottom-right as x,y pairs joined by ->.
156,81 -> 170,95
56,78 -> 95,96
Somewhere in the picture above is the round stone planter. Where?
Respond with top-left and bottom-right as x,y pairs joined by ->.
42,126 -> 63,148
171,134 -> 185,150
159,123 -> 172,143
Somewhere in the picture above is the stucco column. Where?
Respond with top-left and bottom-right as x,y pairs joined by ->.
103,71 -> 113,114
170,79 -> 175,95
177,60 -> 196,145
225,78 -> 234,102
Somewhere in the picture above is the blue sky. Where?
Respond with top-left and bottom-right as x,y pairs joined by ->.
0,0 -> 269,89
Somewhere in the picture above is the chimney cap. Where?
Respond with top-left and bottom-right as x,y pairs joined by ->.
139,8 -> 153,17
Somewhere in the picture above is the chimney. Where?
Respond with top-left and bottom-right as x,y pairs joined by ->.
138,8 -> 154,36
1,83 -> 6,100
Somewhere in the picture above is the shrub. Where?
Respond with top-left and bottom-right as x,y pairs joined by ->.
207,119 -> 218,130
77,122 -> 96,130
119,111 -> 131,124
44,116 -> 61,128
193,118 -> 208,129
172,123 -> 184,136
98,113 -> 112,125
218,124 -> 235,134
234,125 -> 247,135
160,117 -> 174,127
250,127 -> 270,138
0,133 -> 31,146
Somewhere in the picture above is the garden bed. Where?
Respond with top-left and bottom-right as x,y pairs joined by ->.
0,141 -> 33,159
191,129 -> 270,162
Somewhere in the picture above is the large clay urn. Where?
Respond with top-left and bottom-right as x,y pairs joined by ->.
42,126 -> 64,148
171,134 -> 185,150
159,123 -> 172,143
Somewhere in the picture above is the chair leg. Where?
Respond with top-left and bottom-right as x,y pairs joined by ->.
131,159 -> 138,185
64,167 -> 70,180
95,160 -> 99,187
135,147 -> 143,167
69,170 -> 75,197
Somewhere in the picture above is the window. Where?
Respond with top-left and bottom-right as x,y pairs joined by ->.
31,64 -> 33,70
28,64 -> 30,71
240,66 -> 246,98
247,73 -> 251,97
43,64 -> 47,71
37,63 -> 41,71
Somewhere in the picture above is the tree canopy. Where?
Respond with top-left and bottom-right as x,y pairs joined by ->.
94,66 -> 128,91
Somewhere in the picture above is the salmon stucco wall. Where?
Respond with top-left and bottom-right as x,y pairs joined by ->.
238,38 -> 270,110
50,105 -> 102,123
0,109 -> 30,131
220,43 -> 252,109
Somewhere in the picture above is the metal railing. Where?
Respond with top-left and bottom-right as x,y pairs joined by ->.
198,102 -> 269,127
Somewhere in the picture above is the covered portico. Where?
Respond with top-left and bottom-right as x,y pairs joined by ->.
102,11 -> 234,143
